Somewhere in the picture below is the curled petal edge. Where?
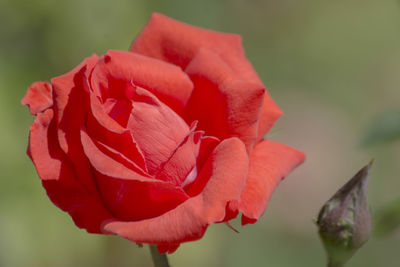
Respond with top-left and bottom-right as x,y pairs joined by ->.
238,139 -> 305,225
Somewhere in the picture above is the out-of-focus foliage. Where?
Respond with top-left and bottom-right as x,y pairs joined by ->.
362,111 -> 400,147
1,0 -> 399,266
375,198 -> 400,237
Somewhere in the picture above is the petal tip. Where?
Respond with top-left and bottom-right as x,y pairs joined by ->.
22,81 -> 53,115
241,215 -> 258,226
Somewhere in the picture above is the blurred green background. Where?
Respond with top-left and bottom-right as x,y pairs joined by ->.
1,0 -> 399,266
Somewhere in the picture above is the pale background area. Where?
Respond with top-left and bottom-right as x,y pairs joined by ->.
0,0 -> 399,266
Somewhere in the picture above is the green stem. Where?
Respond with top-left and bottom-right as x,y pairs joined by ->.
149,245 -> 170,267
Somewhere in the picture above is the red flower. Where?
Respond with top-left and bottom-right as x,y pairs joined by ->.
22,13 -> 305,253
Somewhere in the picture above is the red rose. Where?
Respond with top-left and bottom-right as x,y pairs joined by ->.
22,13 -> 305,253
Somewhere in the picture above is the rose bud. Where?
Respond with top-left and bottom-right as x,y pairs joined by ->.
317,160 -> 373,266
22,13 -> 305,253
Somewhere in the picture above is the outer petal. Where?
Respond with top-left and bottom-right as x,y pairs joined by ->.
130,13 -> 261,85
239,140 -> 305,225
256,92 -> 283,142
157,244 -> 180,254
51,54 -> 99,192
51,54 -> 98,124
28,109 -> 113,233
21,81 -> 53,115
132,13 -> 284,146
102,138 -> 249,250
184,49 -> 264,153
90,50 -> 193,114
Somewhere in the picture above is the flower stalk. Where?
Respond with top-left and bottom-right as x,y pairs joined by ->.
149,245 -> 170,267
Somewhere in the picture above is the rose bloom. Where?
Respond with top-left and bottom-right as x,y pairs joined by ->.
22,13 -> 305,253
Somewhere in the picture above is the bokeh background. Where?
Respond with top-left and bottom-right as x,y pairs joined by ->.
1,0 -> 399,266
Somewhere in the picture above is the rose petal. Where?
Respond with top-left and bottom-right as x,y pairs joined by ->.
80,128 -> 153,182
21,81 -> 53,115
90,50 -> 193,114
102,98 -> 132,128
184,49 -> 264,153
102,138 -> 249,249
50,54 -> 99,192
195,136 -> 220,171
29,110 -> 61,181
238,139 -> 305,225
94,171 -> 189,222
221,200 -> 240,222
87,93 -> 147,171
183,136 -> 219,197
84,131 -> 148,177
155,130 -> 203,186
51,54 -> 98,124
28,109 -> 112,233
256,92 -> 283,142
132,13 -> 285,148
81,128 -> 189,221
157,244 -> 180,254
126,87 -> 191,174
130,13 -> 261,85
